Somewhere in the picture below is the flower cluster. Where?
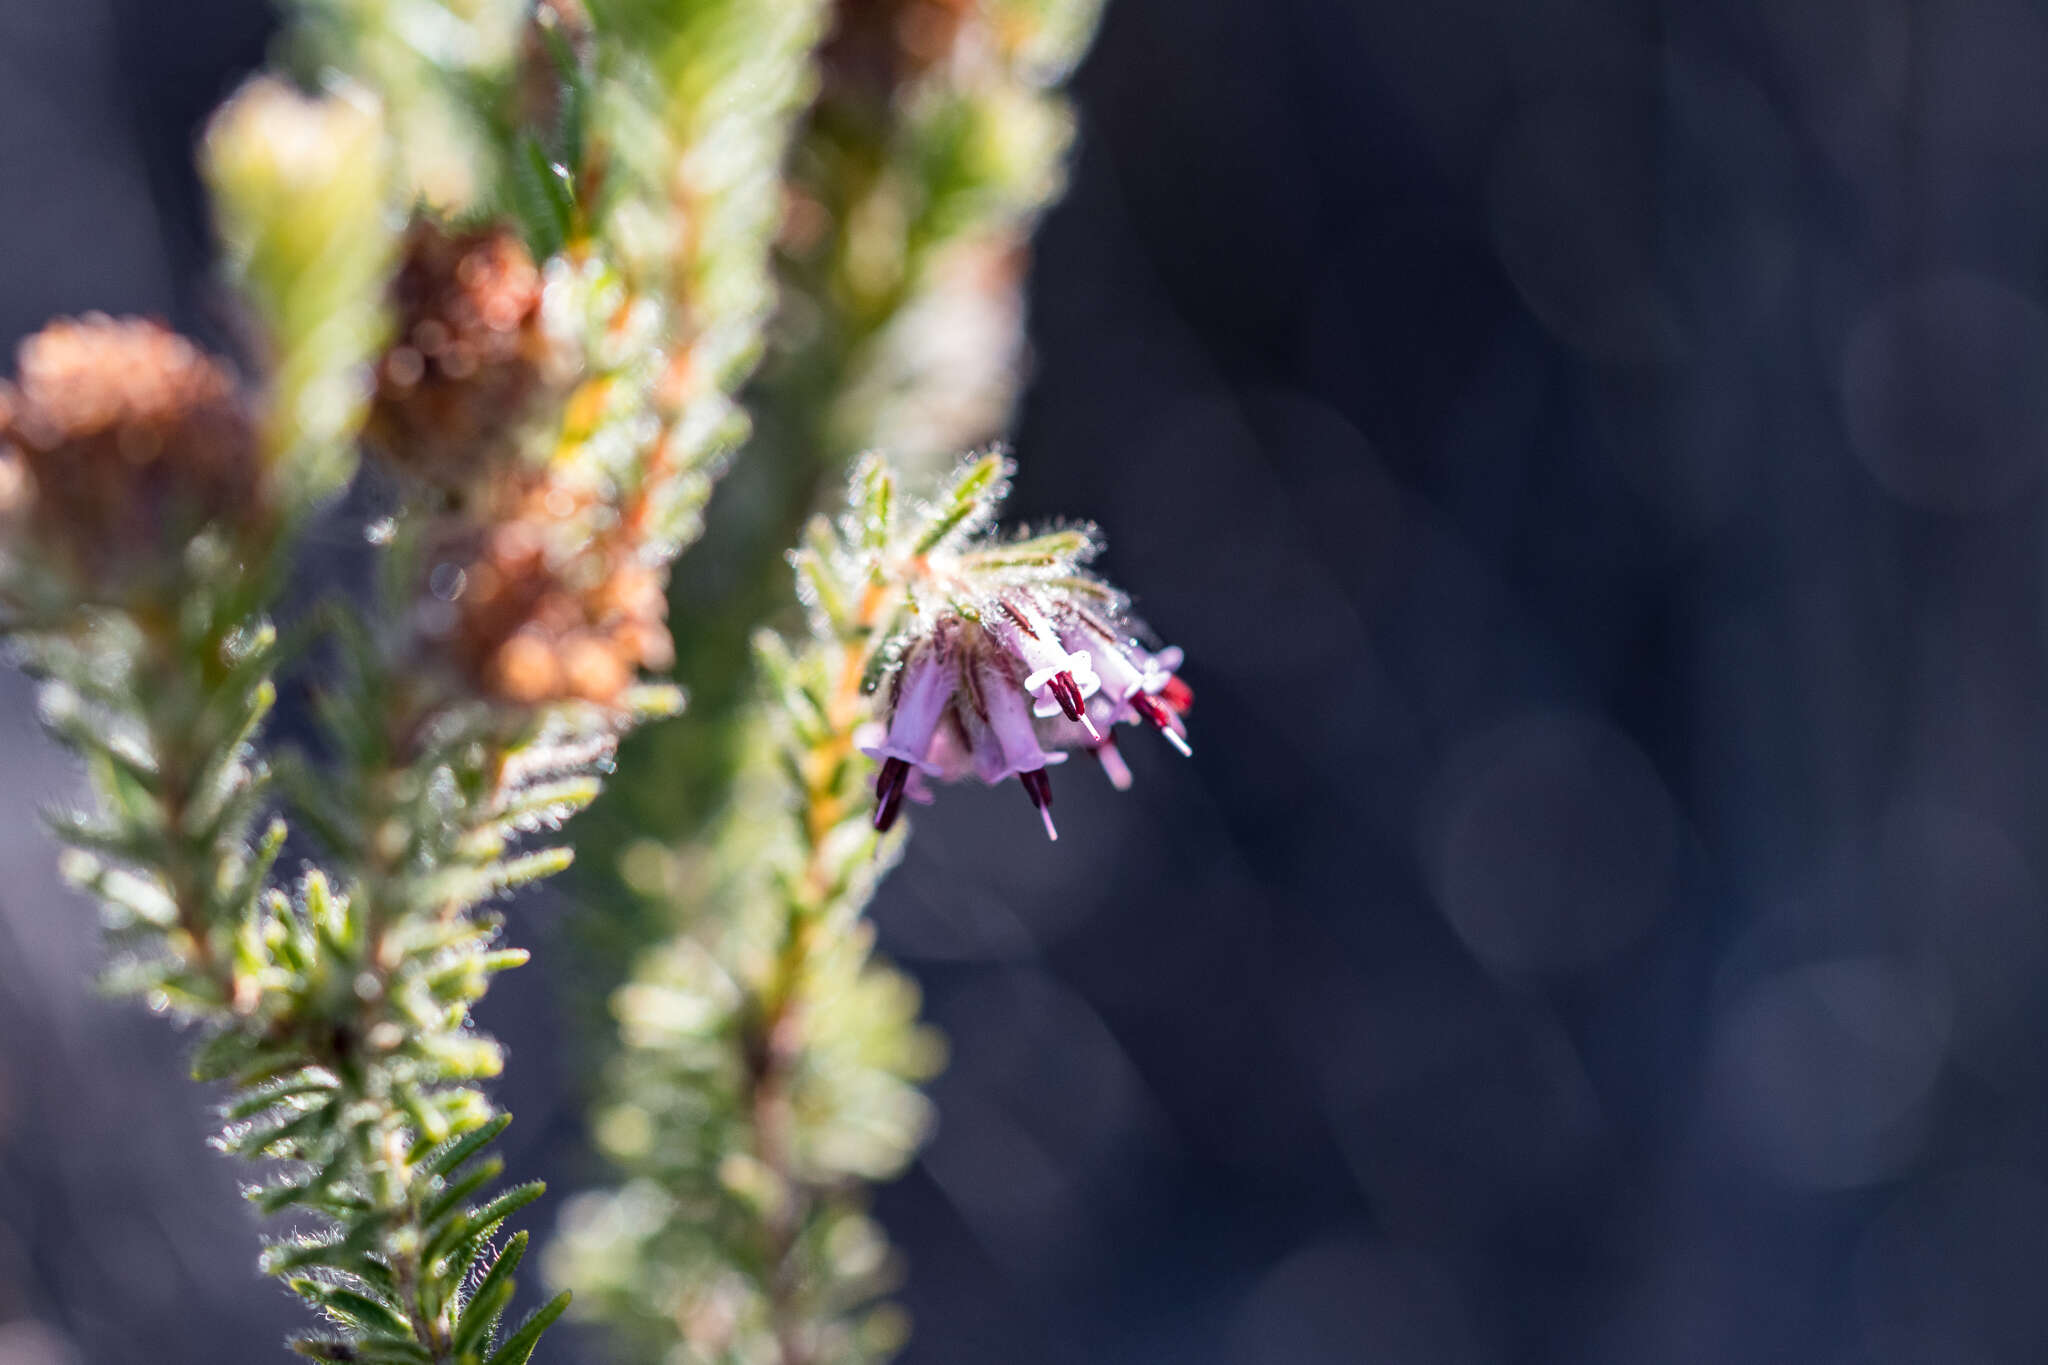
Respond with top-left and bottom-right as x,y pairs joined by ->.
867,599 -> 1189,837
834,452 -> 1191,840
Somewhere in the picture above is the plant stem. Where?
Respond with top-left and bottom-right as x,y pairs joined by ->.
741,588 -> 893,1365
134,605 -> 248,1011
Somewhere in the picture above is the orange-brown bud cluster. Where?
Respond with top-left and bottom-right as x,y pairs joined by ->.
431,479 -> 673,708
823,0 -> 973,102
365,221 -> 555,493
0,315 -> 263,590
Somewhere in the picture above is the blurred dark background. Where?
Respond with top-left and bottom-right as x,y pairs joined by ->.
8,0 -> 2048,1361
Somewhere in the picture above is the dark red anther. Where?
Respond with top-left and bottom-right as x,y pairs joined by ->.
1131,693 -> 1193,757
1049,670 -> 1101,739
1158,674 -> 1193,714
1018,767 -> 1058,841
873,756 -> 913,832
1131,693 -> 1172,729
1051,671 -> 1085,722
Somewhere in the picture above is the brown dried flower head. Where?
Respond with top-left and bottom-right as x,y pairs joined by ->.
429,477 -> 673,708
364,220 -> 555,493
0,315 -> 263,590
824,0 -> 974,103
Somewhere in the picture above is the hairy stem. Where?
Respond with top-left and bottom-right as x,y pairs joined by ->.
741,592 -> 890,1364
136,610 -> 242,1004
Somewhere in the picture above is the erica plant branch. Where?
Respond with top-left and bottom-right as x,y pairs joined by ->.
0,0 -> 1172,1360
552,452 -> 1191,1363
600,0 -> 1111,895
2,316 -> 291,1024
741,546 -> 912,1364
552,3 -> 1118,1360
0,0 -> 831,1358
0,60 -> 586,1365
782,0 -> 1107,466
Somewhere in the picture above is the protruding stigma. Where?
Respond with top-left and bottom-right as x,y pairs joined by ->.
874,757 -> 912,832
1094,738 -> 1134,791
1019,767 -> 1058,841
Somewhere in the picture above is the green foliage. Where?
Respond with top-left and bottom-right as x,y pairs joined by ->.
279,0 -> 529,215
555,4 -> 1113,1359
586,0 -> 827,310
780,0 -> 1106,463
570,0 -> 834,547
4,2 -> 1119,1362
26,572 -> 286,1018
552,457 -> 966,1363
556,448 -> 1137,1360
0,0 -> 826,1358
595,0 -> 1111,886
204,78 -> 398,509
4,548 -> 576,1361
